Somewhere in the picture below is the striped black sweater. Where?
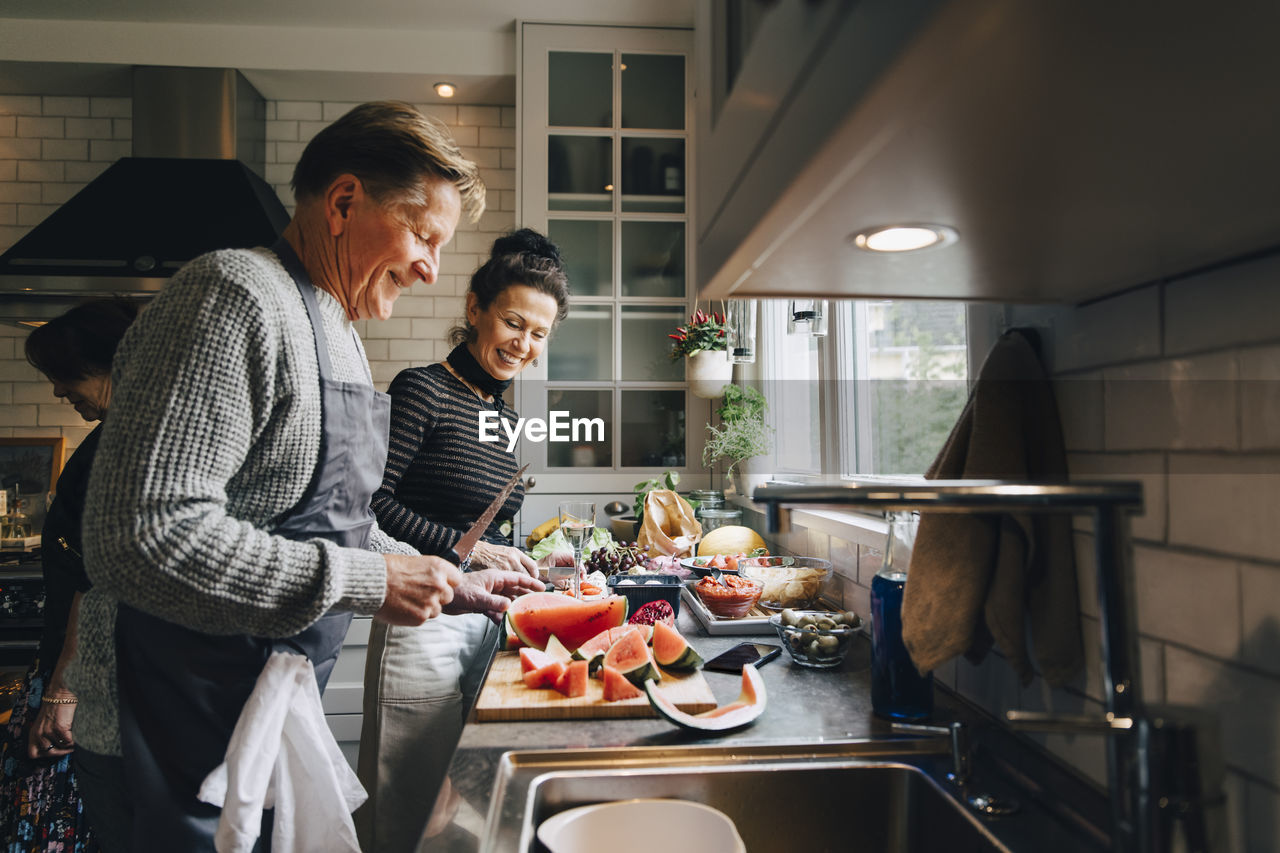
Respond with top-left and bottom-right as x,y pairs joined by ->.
372,363 -> 525,556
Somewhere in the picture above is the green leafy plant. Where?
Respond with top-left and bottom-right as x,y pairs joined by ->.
703,384 -> 773,479
668,307 -> 728,359
633,469 -> 681,523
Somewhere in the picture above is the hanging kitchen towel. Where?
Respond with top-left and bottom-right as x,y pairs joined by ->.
901,329 -> 1081,687
198,651 -> 366,853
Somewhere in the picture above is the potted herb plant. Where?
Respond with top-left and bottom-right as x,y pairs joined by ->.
702,383 -> 773,494
669,307 -> 732,398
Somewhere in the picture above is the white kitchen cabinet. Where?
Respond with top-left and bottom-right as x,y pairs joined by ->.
695,0 -> 1280,306
324,615 -> 370,769
516,22 -> 713,524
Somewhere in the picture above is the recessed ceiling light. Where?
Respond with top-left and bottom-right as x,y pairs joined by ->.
851,224 -> 957,253
433,82 -> 457,98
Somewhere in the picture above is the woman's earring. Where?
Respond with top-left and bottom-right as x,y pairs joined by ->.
532,357 -> 539,367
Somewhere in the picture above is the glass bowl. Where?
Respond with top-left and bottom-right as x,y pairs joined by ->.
740,557 -> 833,610
692,574 -> 764,619
770,609 -> 860,668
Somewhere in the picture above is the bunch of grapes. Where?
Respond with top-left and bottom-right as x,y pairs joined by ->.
584,540 -> 651,576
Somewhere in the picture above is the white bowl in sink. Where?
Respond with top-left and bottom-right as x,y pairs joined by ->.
536,798 -> 745,853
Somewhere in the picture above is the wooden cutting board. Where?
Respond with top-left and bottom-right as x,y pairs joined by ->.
474,651 -> 717,721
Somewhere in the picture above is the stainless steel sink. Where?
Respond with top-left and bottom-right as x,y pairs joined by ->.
526,762 -> 1008,853
479,741 -> 1027,853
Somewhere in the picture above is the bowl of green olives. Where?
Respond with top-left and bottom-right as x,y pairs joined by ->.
769,609 -> 861,669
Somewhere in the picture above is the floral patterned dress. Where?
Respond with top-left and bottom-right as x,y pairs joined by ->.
0,427 -> 101,852
0,661 -> 98,852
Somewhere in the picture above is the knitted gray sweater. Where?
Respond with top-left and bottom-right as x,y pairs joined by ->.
69,247 -> 415,755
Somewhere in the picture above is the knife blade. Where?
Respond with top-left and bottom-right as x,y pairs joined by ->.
451,463 -> 530,572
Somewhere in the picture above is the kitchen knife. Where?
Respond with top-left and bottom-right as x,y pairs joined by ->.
451,463 -> 530,573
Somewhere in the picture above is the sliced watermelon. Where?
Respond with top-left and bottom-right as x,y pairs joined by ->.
574,624 -> 649,661
543,634 -> 573,663
553,660 -> 588,698
519,647 -> 555,675
602,629 -> 660,687
523,660 -> 567,690
650,620 -> 704,671
601,664 -> 645,701
507,593 -> 629,651
645,665 -> 766,732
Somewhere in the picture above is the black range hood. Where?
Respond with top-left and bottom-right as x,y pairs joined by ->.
0,66 -> 289,321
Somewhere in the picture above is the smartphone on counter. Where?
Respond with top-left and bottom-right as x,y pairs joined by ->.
703,642 -> 781,673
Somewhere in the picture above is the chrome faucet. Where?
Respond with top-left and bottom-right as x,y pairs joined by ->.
753,480 -> 1225,853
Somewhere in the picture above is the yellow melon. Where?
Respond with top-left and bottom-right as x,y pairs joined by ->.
697,525 -> 767,557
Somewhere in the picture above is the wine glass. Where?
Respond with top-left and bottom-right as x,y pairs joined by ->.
555,501 -> 595,598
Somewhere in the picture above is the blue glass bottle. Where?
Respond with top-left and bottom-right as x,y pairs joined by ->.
871,513 -> 933,720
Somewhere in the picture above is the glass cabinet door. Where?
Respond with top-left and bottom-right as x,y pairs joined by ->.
521,24 -> 698,491
549,52 -> 612,127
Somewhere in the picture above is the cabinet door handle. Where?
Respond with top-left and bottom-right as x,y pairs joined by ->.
524,476 -> 537,491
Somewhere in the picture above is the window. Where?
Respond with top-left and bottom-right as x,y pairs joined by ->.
754,299 -> 969,481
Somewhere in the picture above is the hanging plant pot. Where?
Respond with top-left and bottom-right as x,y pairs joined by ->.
686,349 -> 733,399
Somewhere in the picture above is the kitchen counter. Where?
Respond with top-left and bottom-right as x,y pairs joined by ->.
417,609 -> 1111,853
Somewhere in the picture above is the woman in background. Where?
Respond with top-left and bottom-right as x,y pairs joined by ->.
0,298 -> 139,852
359,228 -> 569,852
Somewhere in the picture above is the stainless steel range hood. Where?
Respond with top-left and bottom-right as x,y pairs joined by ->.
0,66 -> 289,323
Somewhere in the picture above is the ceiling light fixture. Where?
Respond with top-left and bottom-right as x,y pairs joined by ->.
433,82 -> 457,98
851,224 -> 958,253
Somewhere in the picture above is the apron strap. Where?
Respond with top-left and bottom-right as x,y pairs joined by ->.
272,237 -> 335,380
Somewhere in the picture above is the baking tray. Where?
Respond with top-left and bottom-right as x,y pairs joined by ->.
680,585 -> 776,635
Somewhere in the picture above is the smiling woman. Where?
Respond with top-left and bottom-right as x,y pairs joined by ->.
360,228 -> 572,853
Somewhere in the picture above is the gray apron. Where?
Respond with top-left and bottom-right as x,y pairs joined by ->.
115,239 -> 391,850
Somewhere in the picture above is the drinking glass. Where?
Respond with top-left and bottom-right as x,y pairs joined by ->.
555,501 -> 595,598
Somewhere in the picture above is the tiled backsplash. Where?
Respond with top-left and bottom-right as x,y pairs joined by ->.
752,252 -> 1280,852
0,92 -> 517,450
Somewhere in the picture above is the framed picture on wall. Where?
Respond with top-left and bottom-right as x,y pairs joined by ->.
0,437 -> 67,496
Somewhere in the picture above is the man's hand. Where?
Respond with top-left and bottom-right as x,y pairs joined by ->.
444,570 -> 547,623
376,554 -> 464,625
470,541 -> 539,577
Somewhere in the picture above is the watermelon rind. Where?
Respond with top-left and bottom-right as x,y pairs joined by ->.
650,621 -> 704,671
602,630 -> 661,687
543,634 -> 573,663
498,611 -> 524,650
644,664 -> 766,732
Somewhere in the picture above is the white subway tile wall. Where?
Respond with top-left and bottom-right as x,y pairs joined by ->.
759,252 -> 1280,850
0,94 -> 516,452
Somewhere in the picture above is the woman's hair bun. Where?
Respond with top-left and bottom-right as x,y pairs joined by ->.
492,227 -> 562,267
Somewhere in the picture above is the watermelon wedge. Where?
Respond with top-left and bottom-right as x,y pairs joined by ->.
523,659 -> 567,690
507,592 -> 628,651
553,660 -> 588,698
519,647 -> 555,675
603,629 -> 660,687
645,664 -> 766,731
574,624 -> 649,662
601,664 -> 645,701
650,621 -> 703,671
543,634 -> 574,663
